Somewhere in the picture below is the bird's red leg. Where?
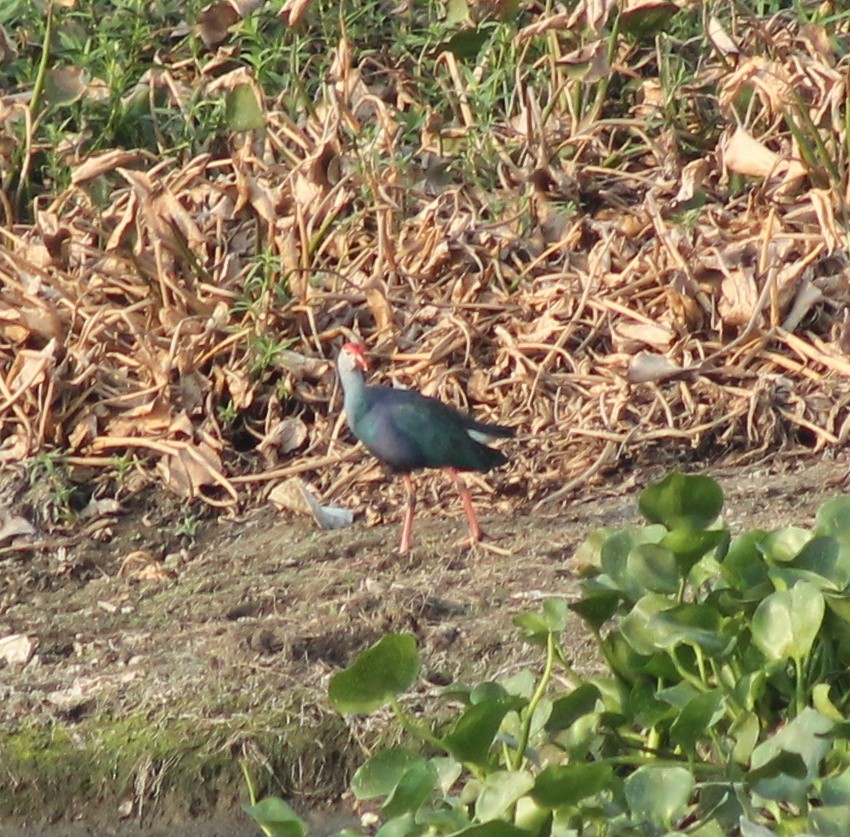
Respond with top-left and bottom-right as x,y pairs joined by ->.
399,473 -> 416,554
445,468 -> 482,544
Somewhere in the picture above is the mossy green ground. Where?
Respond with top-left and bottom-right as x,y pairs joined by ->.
1,701 -> 360,827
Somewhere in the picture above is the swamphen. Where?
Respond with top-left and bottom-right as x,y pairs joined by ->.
337,342 -> 514,554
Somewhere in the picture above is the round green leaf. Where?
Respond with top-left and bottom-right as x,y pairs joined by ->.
225,83 -> 265,131
329,634 -> 420,715
513,611 -> 549,640
751,583 -> 825,662
670,690 -> 724,752
570,580 -> 622,630
474,770 -> 534,822
749,708 -> 833,805
604,632 -> 655,683
791,536 -> 841,579
812,683 -> 844,722
439,29 -> 489,60
819,765 -> 850,805
624,764 -> 694,826
431,756 -> 463,796
416,805 -> 471,832
471,681 -> 511,704
543,598 -> 569,632
532,762 -> 613,808
746,750 -> 808,804
441,699 -> 515,767
722,530 -> 771,592
631,679 -> 677,728
730,670 -> 766,712
514,600 -> 568,642
816,496 -> 850,544
618,593 -> 676,656
627,543 -> 680,593
739,816 -> 781,837
497,670 -> 535,700
768,565 -> 841,593
513,796 -> 550,832
551,708 -> 605,760
809,807 -> 850,835
450,822 -> 530,836
374,812 -> 422,837
638,472 -> 723,531
351,749 -> 426,800
648,603 -> 730,655
381,761 -> 438,820
731,710 -> 760,765
601,525 -> 667,599
242,797 -> 307,837
757,527 -> 812,563
662,528 -> 730,575
546,683 -> 602,734
573,526 -> 613,572
445,0 -> 470,25
824,591 -> 850,626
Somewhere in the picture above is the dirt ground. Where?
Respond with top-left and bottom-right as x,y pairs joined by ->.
1,454 -> 848,836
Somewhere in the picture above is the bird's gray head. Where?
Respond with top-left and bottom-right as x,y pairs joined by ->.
337,342 -> 370,376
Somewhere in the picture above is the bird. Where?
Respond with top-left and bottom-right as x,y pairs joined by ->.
336,342 -> 514,554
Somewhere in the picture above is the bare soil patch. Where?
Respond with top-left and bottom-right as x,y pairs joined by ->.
2,456 -> 847,834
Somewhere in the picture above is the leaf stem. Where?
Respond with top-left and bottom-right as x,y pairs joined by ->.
512,631 -> 556,771
15,0 -> 55,214
671,647 -> 708,693
389,695 -> 448,754
793,656 -> 805,716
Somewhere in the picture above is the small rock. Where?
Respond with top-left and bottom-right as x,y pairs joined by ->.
0,634 -> 37,667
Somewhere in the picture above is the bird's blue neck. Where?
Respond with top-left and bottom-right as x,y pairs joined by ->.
340,365 -> 367,423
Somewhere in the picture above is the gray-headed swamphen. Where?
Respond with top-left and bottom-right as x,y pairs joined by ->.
337,342 -> 514,553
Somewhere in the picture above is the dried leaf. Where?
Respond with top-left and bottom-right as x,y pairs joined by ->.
258,417 -> 308,463
198,1 -> 240,48
516,13 -> 573,41
718,268 -> 759,329
366,287 -> 395,334
555,41 -> 610,82
68,412 -> 99,450
782,280 -> 824,334
6,339 -> 57,395
44,66 -> 87,105
627,353 -> 682,383
105,399 -> 172,437
71,150 -> 146,185
269,477 -> 354,530
224,366 -> 253,410
707,16 -> 739,57
722,128 -> 781,179
80,497 -> 122,520
0,512 -> 35,545
157,438 -> 228,499
614,321 -> 675,349
278,0 -> 315,27
619,0 -> 679,36
0,23 -> 18,63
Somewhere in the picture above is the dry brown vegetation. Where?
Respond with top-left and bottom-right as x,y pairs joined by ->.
1,0 -> 849,536
2,2 -> 850,830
